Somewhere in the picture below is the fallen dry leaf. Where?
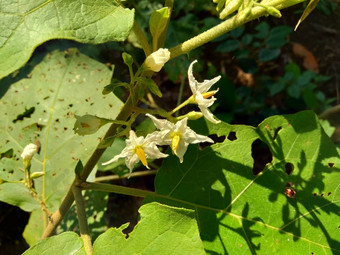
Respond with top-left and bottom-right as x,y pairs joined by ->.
292,43 -> 319,73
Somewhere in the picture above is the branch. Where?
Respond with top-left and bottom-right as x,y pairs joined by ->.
169,0 -> 306,59
72,184 -> 93,255
41,98 -> 133,239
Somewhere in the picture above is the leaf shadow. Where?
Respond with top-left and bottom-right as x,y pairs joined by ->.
148,111 -> 340,254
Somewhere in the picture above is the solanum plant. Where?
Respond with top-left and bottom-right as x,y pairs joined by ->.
0,0 -> 339,254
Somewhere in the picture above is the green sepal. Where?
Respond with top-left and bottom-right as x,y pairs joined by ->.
137,77 -> 162,98
122,52 -> 134,68
98,136 -> 116,149
102,82 -> 129,95
74,160 -> 84,177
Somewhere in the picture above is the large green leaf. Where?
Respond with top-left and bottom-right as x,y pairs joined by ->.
0,48 -> 123,244
0,0 -> 134,79
93,202 -> 205,255
23,231 -> 85,255
147,111 -> 340,254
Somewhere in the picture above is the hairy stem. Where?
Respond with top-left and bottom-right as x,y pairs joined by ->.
41,97 -> 133,239
95,169 -> 158,182
72,184 -> 93,255
169,0 -> 305,59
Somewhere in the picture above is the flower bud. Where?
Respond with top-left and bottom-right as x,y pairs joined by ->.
186,111 -> 203,120
74,115 -> 108,136
30,172 -> 45,179
267,7 -> 281,18
21,143 -> 38,160
144,48 -> 170,72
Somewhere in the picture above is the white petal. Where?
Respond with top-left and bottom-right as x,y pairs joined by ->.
144,143 -> 168,159
188,60 -> 198,94
175,140 -> 189,163
146,114 -> 173,130
126,154 -> 140,171
197,75 -> 221,93
199,105 -> 220,124
102,149 -> 130,166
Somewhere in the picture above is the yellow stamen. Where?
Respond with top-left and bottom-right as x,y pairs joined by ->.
171,133 -> 181,153
202,88 -> 219,99
135,146 -> 149,169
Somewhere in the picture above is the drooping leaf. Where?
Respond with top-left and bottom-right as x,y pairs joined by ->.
0,48 -> 123,244
93,202 -> 205,255
146,111 -> 340,254
0,0 -> 135,79
295,0 -> 320,30
23,232 -> 85,255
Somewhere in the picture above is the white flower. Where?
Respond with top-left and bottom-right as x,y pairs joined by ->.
102,130 -> 168,172
144,48 -> 170,72
146,114 -> 213,163
188,60 -> 221,124
21,143 -> 38,160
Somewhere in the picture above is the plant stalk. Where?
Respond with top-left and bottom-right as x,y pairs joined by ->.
169,0 -> 306,59
41,97 -> 133,239
72,184 -> 93,255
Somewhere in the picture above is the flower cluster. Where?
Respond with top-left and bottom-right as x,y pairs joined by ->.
103,60 -> 221,172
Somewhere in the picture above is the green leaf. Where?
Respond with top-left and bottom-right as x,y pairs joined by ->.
216,39 -> 240,53
0,0 -> 135,79
148,111 -> 340,254
241,34 -> 253,45
102,82 -> 129,95
258,48 -> 281,62
93,202 -> 205,255
230,26 -> 244,38
254,22 -> 270,39
23,232 -> 85,255
265,26 -> 292,48
137,77 -> 162,98
149,7 -> 170,47
74,160 -> 83,176
0,48 -> 122,244
302,88 -> 320,110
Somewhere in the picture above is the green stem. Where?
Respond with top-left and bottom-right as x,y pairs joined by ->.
175,74 -> 186,117
41,97 -> 133,239
169,96 -> 194,115
95,170 -> 158,182
81,182 -> 155,198
169,0 -> 306,59
72,184 -> 93,255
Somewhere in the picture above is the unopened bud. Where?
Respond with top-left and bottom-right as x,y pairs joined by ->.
74,115 -> 108,136
267,7 -> 281,18
144,48 -> 170,72
21,143 -> 38,160
30,172 -> 45,179
187,111 -> 204,120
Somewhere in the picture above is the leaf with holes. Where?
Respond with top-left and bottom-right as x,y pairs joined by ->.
0,0 -> 134,79
0,48 -> 123,245
145,111 -> 340,254
92,202 -> 206,255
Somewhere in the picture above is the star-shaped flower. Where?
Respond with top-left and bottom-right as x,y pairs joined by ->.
102,130 -> 168,172
146,114 -> 214,163
188,60 -> 221,124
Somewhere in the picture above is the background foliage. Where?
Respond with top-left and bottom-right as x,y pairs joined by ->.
1,0 -> 340,254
